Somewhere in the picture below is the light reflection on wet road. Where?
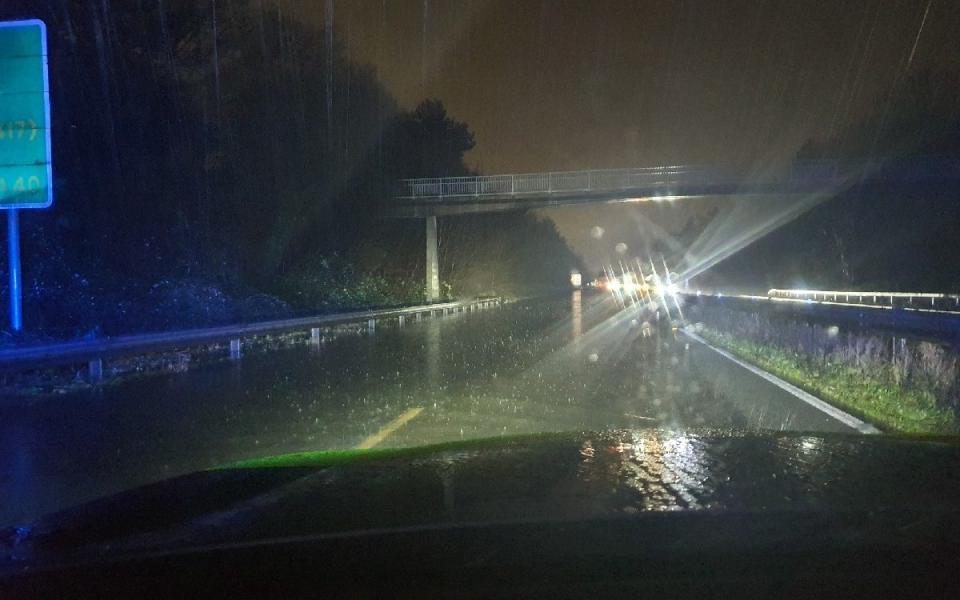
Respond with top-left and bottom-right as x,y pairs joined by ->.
0,292 -> 853,525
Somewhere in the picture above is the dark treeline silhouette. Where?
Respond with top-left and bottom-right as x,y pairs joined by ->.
701,67 -> 960,293
0,1 -> 582,337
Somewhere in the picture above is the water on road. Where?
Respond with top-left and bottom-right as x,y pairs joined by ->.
1,293 -> 853,525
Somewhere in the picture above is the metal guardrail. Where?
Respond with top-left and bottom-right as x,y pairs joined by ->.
0,298 -> 502,375
767,289 -> 960,311
396,158 -> 960,201
399,165 -> 700,199
686,290 -> 960,340
686,289 -> 960,317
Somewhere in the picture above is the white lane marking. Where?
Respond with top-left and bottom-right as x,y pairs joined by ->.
683,330 -> 880,434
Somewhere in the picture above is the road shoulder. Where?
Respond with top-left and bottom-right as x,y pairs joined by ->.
683,329 -> 880,434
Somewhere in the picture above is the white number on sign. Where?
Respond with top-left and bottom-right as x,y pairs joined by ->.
0,120 -> 41,142
0,176 -> 43,198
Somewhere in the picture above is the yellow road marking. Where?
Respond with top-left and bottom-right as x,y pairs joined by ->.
356,407 -> 424,449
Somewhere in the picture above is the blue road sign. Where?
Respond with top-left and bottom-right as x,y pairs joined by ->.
1,19 -> 51,332
0,19 -> 52,209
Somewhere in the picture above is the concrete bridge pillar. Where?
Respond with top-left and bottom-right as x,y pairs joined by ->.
426,216 -> 440,302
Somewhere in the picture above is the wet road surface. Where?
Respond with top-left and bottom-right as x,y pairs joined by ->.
0,292 -> 854,525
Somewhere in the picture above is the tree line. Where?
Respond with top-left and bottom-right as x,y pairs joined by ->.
0,0 -> 582,337
702,66 -> 960,293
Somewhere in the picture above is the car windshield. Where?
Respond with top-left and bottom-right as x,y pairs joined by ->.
1,1 -> 959,530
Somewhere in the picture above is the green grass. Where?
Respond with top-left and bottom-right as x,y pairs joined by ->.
697,327 -> 957,435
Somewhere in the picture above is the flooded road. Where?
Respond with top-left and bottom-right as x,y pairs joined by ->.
1,292 -> 854,525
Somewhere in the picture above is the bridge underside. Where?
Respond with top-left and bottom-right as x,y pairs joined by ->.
395,187 -> 823,303
380,158 -> 960,299
382,183 -> 825,218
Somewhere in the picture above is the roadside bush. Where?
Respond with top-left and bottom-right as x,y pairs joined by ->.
277,253 -> 425,311
147,280 -> 234,329
235,294 -> 294,322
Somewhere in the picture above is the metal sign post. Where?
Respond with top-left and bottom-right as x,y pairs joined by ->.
8,209 -> 21,330
0,19 -> 53,332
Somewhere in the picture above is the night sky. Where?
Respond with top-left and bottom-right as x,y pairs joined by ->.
287,0 -> 958,270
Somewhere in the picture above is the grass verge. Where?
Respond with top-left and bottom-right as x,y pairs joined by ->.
696,326 -> 957,435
